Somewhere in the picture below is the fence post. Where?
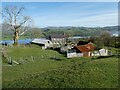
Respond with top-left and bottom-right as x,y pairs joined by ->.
41,55 -> 43,59
9,57 -> 12,65
31,56 -> 34,61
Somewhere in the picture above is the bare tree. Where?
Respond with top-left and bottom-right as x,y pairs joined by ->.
2,5 -> 31,45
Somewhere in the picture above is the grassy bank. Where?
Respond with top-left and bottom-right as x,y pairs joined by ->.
2,46 -> 118,88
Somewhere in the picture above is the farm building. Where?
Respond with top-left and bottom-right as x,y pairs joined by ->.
67,43 -> 95,58
75,43 -> 95,57
49,34 -> 67,46
67,42 -> 108,58
60,45 -> 73,54
31,38 -> 53,49
92,48 -> 108,56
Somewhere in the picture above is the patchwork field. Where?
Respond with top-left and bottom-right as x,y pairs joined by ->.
2,46 -> 118,88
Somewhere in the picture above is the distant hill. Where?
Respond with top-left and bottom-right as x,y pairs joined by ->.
42,26 -> 119,37
1,23 -> 119,40
104,26 -> 118,36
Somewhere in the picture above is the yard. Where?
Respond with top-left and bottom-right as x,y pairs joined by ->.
2,45 -> 118,88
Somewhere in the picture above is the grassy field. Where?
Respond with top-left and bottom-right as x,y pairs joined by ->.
2,46 -> 118,88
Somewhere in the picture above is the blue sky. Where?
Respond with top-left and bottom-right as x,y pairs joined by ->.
2,2 -> 118,27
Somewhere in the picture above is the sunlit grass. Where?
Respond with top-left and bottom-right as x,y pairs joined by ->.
2,46 -> 118,88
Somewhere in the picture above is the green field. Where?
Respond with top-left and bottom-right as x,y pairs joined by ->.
2,46 -> 118,88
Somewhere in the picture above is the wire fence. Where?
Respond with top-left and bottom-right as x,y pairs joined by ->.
3,54 -> 63,66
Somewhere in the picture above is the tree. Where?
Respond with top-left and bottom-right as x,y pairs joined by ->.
100,31 -> 111,47
2,5 -> 31,45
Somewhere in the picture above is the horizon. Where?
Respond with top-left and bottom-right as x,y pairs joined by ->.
2,2 -> 118,28
39,25 -> 118,28
1,23 -> 118,28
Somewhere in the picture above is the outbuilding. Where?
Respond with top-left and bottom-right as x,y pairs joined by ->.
31,38 -> 53,49
67,43 -> 95,58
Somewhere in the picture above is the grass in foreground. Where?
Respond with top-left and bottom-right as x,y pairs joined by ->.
2,46 -> 118,88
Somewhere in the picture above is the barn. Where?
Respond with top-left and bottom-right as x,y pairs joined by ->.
74,43 -> 95,57
67,43 -> 95,58
31,38 -> 53,49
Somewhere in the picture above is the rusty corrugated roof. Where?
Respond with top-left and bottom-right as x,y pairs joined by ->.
85,43 -> 95,51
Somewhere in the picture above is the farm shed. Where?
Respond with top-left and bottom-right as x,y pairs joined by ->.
31,38 -> 53,49
67,43 -> 95,58
92,48 -> 108,56
74,43 -> 95,57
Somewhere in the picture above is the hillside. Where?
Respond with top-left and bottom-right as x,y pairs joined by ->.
2,46 -> 118,88
42,26 -> 118,37
1,24 -> 119,40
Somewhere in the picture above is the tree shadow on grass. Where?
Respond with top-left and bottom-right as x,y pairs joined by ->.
96,55 -> 120,59
50,57 -> 63,61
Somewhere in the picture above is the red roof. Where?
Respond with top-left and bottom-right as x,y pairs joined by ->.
75,43 -> 95,52
85,43 -> 95,51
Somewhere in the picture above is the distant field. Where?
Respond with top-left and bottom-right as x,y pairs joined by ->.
2,46 -> 118,88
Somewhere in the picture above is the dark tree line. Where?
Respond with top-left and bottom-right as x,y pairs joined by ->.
89,31 -> 120,49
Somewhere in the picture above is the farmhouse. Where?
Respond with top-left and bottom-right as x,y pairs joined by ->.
49,34 -> 67,46
31,38 -> 53,49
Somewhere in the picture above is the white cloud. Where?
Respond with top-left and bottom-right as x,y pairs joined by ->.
34,11 -> 118,27
73,12 -> 118,27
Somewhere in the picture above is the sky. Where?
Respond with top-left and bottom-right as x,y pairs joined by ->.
2,2 -> 118,28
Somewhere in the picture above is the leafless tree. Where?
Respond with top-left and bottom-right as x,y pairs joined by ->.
2,5 -> 32,45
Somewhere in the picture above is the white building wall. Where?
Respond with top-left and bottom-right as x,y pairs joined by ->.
92,49 -> 108,56
77,53 -> 83,57
67,52 -> 77,58
91,51 -> 100,56
67,52 -> 83,58
99,49 -> 108,56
